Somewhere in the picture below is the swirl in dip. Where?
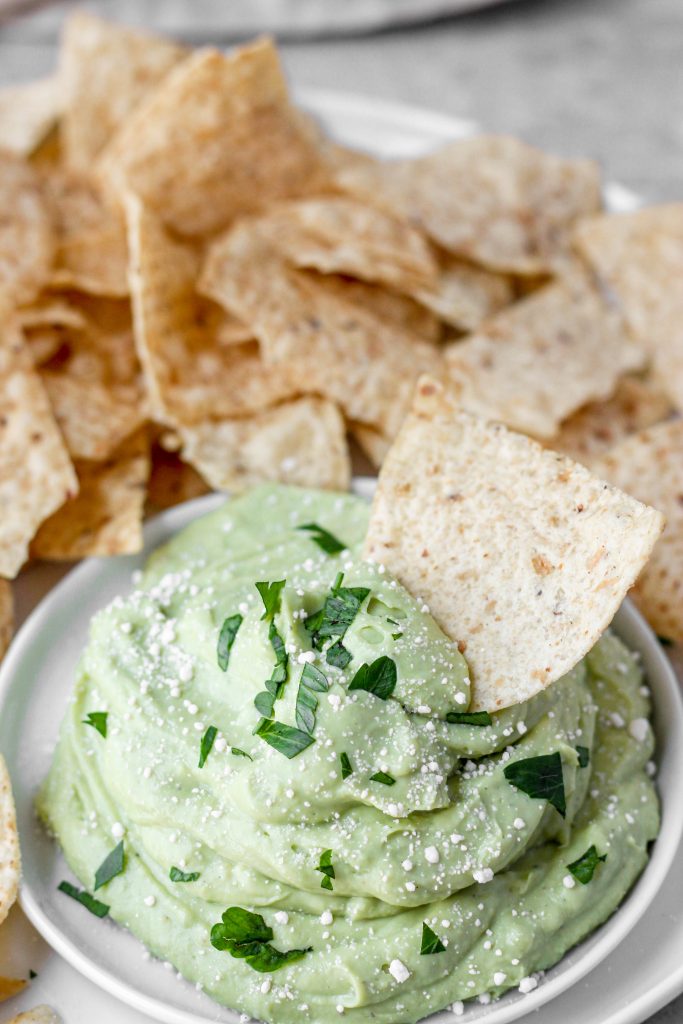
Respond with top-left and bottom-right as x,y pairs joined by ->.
39,485 -> 659,1023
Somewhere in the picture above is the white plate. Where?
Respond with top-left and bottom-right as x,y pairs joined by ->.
0,91 -> 680,1024
1,477 -> 683,1024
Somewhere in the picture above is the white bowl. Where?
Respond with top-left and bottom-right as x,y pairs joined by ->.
1,480 -> 682,1024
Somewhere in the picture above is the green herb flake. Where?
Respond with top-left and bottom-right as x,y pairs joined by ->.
305,574 -> 370,655
316,848 -> 336,890
326,640 -> 352,668
567,844 -> 606,884
93,840 -> 125,891
295,662 -> 329,735
210,906 -> 311,973
420,922 -> 446,955
231,747 -> 253,760
255,580 -> 286,621
254,691 -> 275,718
391,631 -> 404,641
503,752 -> 566,817
657,634 -> 674,647
349,656 -> 397,701
576,745 -> 590,768
58,880 -> 109,918
266,621 -> 289,698
198,725 -> 218,768
254,719 -> 315,759
446,710 -> 493,726
170,866 -> 201,883
370,770 -> 396,786
217,614 -> 243,671
340,751 -> 353,779
82,711 -> 108,738
297,522 -> 347,555
29,969 -> 37,979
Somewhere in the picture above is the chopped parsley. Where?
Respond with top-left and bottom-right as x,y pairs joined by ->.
391,631 -> 404,641
93,841 -> 125,891
217,614 -> 243,671
210,907 -> 311,973
82,711 -> 107,738
340,751 -> 353,779
231,747 -> 253,760
369,770 -> 395,786
348,656 -> 397,700
297,522 -> 347,555
576,745 -> 590,768
170,866 -> 200,883
567,845 -> 606,884
420,922 -> 446,955
305,572 -> 370,667
254,718 -> 314,759
296,663 -> 329,734
58,880 -> 109,918
198,725 -> 218,768
316,848 -> 335,891
255,580 -> 286,621
446,710 -> 492,726
503,752 -> 566,817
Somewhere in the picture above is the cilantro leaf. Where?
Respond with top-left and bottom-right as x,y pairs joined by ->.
316,848 -> 335,890
231,747 -> 253,760
297,522 -> 347,555
295,663 -> 329,735
93,841 -> 125,891
254,719 -> 315,759
198,725 -> 218,768
340,752 -> 353,779
217,614 -> 243,671
58,881 -> 109,918
503,752 -> 566,817
305,574 -> 370,653
567,845 -> 606,884
255,580 -> 286,621
170,866 -> 201,883
348,656 -> 397,700
83,711 -> 107,738
446,710 -> 492,726
254,691 -> 275,718
420,922 -> 446,955
210,907 -> 311,973
370,770 -> 395,786
326,640 -> 352,668
267,622 -> 289,697
576,745 -> 590,768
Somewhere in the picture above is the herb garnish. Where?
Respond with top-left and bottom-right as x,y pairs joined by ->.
446,710 -> 492,726
567,845 -> 606,884
170,866 -> 201,883
94,841 -> 125,891
254,621 -> 290,718
503,752 -> 566,817
58,881 -> 109,918
305,572 -> 370,668
255,580 -> 286,621
420,922 -> 446,955
316,849 -> 335,891
83,711 -> 108,738
296,663 -> 329,734
210,907 -> 311,973
348,656 -> 397,700
326,640 -> 352,668
576,745 -> 590,768
29,970 -> 37,979
340,751 -> 353,779
297,523 -> 347,555
254,692 -> 275,718
254,719 -> 315,759
392,632 -> 404,641
231,747 -> 253,760
370,770 -> 396,786
217,614 -> 243,671
198,726 -> 218,768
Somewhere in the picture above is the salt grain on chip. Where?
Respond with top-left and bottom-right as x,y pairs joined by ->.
364,375 -> 663,712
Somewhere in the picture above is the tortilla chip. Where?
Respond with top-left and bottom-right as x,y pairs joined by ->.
573,205 -> 683,411
37,295 -> 139,388
199,221 -> 443,438
41,167 -> 128,296
444,270 -> 645,439
0,77 -> 62,158
364,375 -> 663,712
60,10 -> 186,169
0,754 -> 20,928
550,376 -> 672,467
349,422 -> 391,470
126,196 -> 298,424
100,39 -> 330,237
147,443 -> 210,512
178,397 -> 350,494
17,295 -> 88,333
0,325 -> 78,577
0,977 -> 26,1001
334,136 -> 601,275
0,152 -> 54,311
411,252 -> 514,332
313,274 -> 441,342
0,580 -> 12,664
5,1008 -> 60,1024
42,372 -> 145,461
593,419 -> 683,642
31,430 -> 150,561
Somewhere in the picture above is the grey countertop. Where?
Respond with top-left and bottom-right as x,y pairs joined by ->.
1,0 -> 682,1020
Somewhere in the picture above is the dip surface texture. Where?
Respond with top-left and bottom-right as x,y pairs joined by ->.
38,484 -> 659,1023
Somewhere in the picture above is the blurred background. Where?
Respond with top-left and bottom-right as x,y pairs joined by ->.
0,0 -> 681,202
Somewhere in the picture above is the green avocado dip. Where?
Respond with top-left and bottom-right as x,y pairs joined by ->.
38,484 -> 659,1023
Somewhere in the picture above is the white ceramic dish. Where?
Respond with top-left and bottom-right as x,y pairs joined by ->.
1,478 -> 682,1024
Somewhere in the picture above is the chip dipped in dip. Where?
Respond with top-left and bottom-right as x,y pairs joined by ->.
38,483 -> 659,1023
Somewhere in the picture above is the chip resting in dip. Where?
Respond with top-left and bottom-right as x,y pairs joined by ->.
39,382 -> 664,1023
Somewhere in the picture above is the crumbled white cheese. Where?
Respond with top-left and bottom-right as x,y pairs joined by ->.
388,959 -> 410,984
